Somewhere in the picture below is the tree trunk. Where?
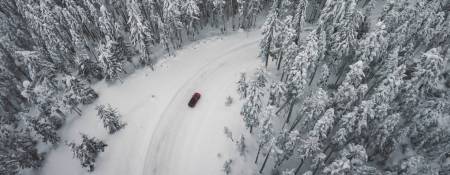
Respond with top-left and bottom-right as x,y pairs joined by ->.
259,146 -> 272,174
285,101 -> 295,123
276,100 -> 289,114
289,116 -> 301,132
3,96 -> 20,113
309,63 -> 319,86
334,68 -> 345,86
284,74 -> 290,82
294,159 -> 304,175
277,54 -> 283,70
255,144 -> 262,163
312,162 -> 321,175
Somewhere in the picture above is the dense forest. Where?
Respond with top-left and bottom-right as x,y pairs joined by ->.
239,0 -> 450,174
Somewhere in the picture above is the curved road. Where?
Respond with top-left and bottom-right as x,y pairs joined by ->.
142,37 -> 260,174
39,31 -> 261,175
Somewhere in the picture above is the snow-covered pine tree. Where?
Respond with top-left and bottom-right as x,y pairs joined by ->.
0,125 -> 44,175
268,82 -> 285,107
260,0 -> 282,67
237,72 -> 248,99
289,88 -> 329,133
0,66 -> 25,115
21,1 -> 76,69
127,0 -> 154,66
78,59 -> 104,81
255,68 -> 268,88
99,5 -> 118,42
282,33 -> 319,124
292,133 -> 321,175
255,106 -> 276,163
26,113 -> 61,145
98,37 -> 126,82
181,0 -> 200,39
68,134 -> 107,172
272,130 -> 300,169
291,0 -> 308,44
238,0 -> 262,29
17,50 -> 55,82
323,144 -> 377,175
213,0 -> 227,33
241,81 -> 264,134
273,15 -> 296,70
159,0 -> 183,53
64,75 -> 98,105
96,104 -> 126,134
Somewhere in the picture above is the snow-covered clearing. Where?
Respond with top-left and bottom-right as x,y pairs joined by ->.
40,31 -> 262,175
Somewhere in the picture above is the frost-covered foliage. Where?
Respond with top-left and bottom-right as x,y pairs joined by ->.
96,104 -> 126,134
244,0 -> 450,174
68,134 -> 107,172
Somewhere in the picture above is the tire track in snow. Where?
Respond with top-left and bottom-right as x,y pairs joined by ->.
142,39 -> 259,175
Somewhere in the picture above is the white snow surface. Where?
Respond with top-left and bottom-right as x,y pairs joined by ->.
40,31 -> 262,175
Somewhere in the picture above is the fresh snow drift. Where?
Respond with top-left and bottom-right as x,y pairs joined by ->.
40,31 -> 262,175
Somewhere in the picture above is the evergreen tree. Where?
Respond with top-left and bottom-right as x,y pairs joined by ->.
268,82 -> 285,107
255,68 -> 268,88
213,0 -> 227,33
181,0 -> 200,39
127,0 -> 154,66
78,59 -> 104,81
323,144 -> 377,175
26,114 -> 60,145
96,104 -> 126,134
0,125 -> 44,175
255,106 -> 275,163
237,73 -> 248,99
260,0 -> 282,67
68,134 -> 107,172
238,0 -> 261,29
272,130 -> 300,168
98,38 -> 126,82
241,81 -> 264,133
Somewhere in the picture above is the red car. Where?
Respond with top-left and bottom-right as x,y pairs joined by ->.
188,92 -> 201,107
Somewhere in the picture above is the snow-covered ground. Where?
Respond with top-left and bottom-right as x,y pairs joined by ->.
40,30 -> 262,175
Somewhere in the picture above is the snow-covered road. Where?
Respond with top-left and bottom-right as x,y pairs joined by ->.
40,31 -> 261,175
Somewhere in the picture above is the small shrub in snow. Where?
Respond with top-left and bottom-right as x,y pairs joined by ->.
223,159 -> 233,175
224,126 -> 234,142
225,96 -> 233,106
68,134 -> 107,172
237,73 -> 248,99
236,135 -> 247,156
96,104 -> 126,134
